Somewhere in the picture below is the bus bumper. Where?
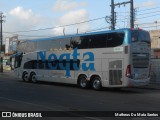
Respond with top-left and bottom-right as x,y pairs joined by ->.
128,78 -> 150,87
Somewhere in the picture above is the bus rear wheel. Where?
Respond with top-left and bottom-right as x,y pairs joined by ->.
22,72 -> 29,82
91,77 -> 102,90
78,75 -> 89,89
30,73 -> 37,83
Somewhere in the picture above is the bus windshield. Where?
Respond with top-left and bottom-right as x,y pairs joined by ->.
12,53 -> 23,69
131,30 -> 150,44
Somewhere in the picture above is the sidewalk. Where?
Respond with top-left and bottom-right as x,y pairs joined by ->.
0,70 -> 16,78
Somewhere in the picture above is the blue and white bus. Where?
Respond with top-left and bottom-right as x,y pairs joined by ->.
12,28 -> 151,90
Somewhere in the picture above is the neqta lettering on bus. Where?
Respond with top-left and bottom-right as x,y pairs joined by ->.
37,48 -> 95,77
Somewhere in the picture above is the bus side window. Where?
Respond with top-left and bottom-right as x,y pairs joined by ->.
107,32 -> 124,47
24,60 -> 36,69
89,34 -> 107,48
38,61 -> 44,69
78,36 -> 89,49
70,37 -> 80,49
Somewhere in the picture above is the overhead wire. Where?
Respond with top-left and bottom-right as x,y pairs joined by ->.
5,16 -> 106,33
136,14 -> 160,20
137,6 -> 160,12
138,10 -> 160,16
3,16 -> 110,39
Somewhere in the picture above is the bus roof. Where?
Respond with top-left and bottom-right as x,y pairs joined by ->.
29,28 -> 132,43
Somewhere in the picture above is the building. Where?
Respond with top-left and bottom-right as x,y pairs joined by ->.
149,30 -> 160,58
3,35 -> 19,70
149,30 -> 160,83
5,35 -> 19,55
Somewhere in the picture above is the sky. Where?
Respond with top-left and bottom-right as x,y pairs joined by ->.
0,0 -> 160,40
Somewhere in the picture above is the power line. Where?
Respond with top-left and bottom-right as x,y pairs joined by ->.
140,25 -> 160,29
5,16 -> 106,33
137,21 -> 160,25
138,6 -> 160,12
4,25 -> 110,39
138,10 -> 160,16
136,14 -> 160,20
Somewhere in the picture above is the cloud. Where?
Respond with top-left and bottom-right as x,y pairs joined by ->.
2,6 -> 54,40
9,6 -> 44,25
59,9 -> 88,25
52,27 -> 65,36
135,0 -> 157,8
52,9 -> 89,35
5,3 -> 89,39
5,6 -> 48,35
53,0 -> 87,12
10,6 -> 34,20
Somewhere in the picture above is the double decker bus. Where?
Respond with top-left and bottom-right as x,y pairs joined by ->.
11,28 -> 151,90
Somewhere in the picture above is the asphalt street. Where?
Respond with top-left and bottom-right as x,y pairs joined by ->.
0,71 -> 160,120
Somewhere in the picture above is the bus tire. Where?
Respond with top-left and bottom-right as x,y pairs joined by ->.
30,73 -> 37,83
78,75 -> 89,89
22,72 -> 30,82
91,77 -> 102,90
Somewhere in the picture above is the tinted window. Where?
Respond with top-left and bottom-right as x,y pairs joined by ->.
15,54 -> 23,68
70,36 -> 89,49
70,32 -> 124,49
131,30 -> 150,44
24,60 -> 38,69
24,60 -> 80,70
58,60 -> 80,70
79,36 -> 90,49
107,32 -> 124,47
89,34 -> 107,48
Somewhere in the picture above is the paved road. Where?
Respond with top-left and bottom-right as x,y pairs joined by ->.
0,71 -> 160,120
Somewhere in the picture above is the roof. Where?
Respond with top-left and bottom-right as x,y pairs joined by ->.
29,28 -> 131,42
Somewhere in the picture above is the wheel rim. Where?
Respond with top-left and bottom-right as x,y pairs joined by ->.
93,79 -> 101,90
24,74 -> 28,82
32,74 -> 37,82
80,78 -> 87,88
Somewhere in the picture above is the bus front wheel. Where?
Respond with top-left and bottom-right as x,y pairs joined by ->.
91,77 -> 102,90
78,75 -> 89,89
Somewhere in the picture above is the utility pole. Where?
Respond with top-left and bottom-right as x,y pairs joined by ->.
110,0 -> 134,30
111,0 -> 115,30
130,0 -> 134,28
0,12 -> 5,72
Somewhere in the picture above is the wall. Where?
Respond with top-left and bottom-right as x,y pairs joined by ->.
151,59 -> 160,83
